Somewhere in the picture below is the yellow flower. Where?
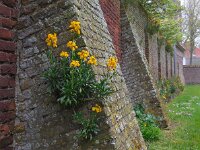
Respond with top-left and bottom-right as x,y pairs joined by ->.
77,50 -> 89,61
144,123 -> 147,127
67,41 -> 78,51
87,56 -> 97,65
69,21 -> 81,35
92,104 -> 102,113
107,56 -> 118,70
45,33 -> 57,48
70,60 -> 80,67
60,51 -> 69,58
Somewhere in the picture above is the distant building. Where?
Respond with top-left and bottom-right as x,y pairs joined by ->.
183,47 -> 200,65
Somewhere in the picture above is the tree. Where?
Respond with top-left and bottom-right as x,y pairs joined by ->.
182,0 -> 200,65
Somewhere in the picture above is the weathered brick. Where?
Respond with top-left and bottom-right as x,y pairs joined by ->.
0,136 -> 13,148
0,100 -> 15,111
100,0 -> 121,61
0,64 -> 17,75
2,0 -> 18,7
20,79 -> 33,91
0,41 -> 16,52
0,76 -> 15,88
0,28 -> 15,40
0,52 -> 17,63
184,66 -> 200,84
0,124 -> 10,135
14,123 -> 25,133
0,4 -> 19,18
21,4 -> 38,15
0,89 -> 15,99
0,18 -> 17,29
0,112 -> 15,123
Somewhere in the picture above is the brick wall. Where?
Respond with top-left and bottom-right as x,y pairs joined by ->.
121,2 -> 167,128
78,0 -> 147,149
15,1 -> 106,149
100,0 -> 121,61
14,0 -> 146,149
0,0 -> 18,149
148,34 -> 159,81
125,1 -> 147,54
159,44 -> 167,79
166,52 -> 172,79
172,56 -> 175,77
183,66 -> 200,84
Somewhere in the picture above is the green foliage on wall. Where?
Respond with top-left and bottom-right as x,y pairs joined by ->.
123,0 -> 183,50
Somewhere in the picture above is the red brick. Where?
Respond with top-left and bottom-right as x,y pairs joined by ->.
0,89 -> 15,99
0,28 -> 15,40
0,100 -> 15,111
0,18 -> 17,29
2,146 -> 13,150
0,52 -> 17,63
0,41 -> 16,52
0,64 -> 17,75
21,4 -> 37,15
2,0 -> 18,7
0,112 -> 15,123
0,76 -> 15,88
0,125 -> 10,135
0,135 -> 13,148
0,4 -> 19,18
100,0 -> 121,61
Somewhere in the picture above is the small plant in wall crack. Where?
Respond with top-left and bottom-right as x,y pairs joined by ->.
73,104 -> 102,140
43,20 -> 118,140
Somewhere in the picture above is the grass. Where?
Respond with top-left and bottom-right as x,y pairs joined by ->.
148,85 -> 200,150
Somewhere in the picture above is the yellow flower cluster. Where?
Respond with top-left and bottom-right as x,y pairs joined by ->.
77,50 -> 89,61
87,56 -> 97,65
69,21 -> 81,35
67,41 -> 78,51
60,51 -> 69,58
107,57 -> 118,70
92,104 -> 102,113
46,33 -> 57,48
70,60 -> 80,68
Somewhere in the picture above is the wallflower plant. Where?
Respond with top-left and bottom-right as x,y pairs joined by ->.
44,20 -> 117,140
157,76 -> 184,102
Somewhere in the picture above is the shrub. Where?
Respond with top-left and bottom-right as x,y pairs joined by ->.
134,104 -> 161,141
157,76 -> 184,101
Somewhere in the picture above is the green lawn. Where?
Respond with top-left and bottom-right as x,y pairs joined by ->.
148,85 -> 200,150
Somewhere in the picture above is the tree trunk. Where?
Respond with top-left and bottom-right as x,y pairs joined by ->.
189,39 -> 195,65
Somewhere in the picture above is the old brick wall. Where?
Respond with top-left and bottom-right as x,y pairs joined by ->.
183,66 -> 200,84
99,0 -> 121,61
15,1 -> 81,149
120,2 -> 167,127
0,0 -> 18,149
166,52 -> 172,79
148,34 -> 159,81
77,0 -> 146,149
159,44 -> 167,79
172,56 -> 175,77
15,0 -> 115,149
13,0 -> 147,149
123,1 -> 159,83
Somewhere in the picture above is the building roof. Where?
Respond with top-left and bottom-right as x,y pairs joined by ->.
185,48 -> 200,58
